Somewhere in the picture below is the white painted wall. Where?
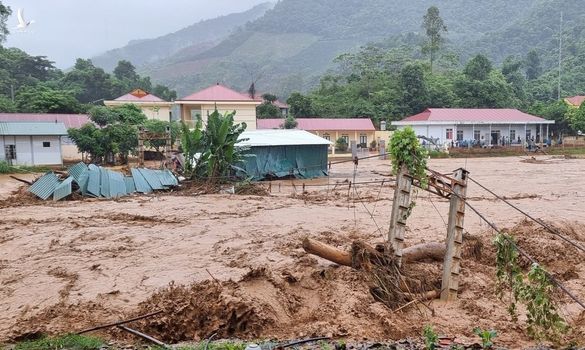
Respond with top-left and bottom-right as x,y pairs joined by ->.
399,123 -> 546,146
0,135 -> 62,165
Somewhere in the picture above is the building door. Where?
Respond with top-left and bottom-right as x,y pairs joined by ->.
491,130 -> 501,145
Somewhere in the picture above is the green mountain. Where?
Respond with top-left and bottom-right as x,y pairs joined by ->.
140,0 -> 542,97
91,2 -> 273,72
126,0 -> 585,99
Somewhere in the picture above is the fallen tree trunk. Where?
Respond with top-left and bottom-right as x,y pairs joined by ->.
303,238 -> 446,267
302,238 -> 352,266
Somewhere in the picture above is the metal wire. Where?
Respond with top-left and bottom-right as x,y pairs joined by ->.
468,176 -> 585,254
460,196 -> 585,310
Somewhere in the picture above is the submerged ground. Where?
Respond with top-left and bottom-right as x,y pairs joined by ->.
0,155 -> 584,348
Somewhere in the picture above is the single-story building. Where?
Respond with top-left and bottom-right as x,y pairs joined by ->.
104,88 -> 173,122
176,84 -> 261,130
0,113 -> 91,161
237,129 -> 331,179
257,118 -> 380,153
0,122 -> 68,166
391,108 -> 555,146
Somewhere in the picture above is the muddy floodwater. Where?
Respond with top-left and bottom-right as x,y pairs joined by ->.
1,155 -> 584,348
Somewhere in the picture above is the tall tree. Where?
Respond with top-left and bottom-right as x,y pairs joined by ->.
422,6 -> 447,74
113,60 -> 139,82
400,63 -> 429,115
15,85 -> 81,113
287,92 -> 314,117
525,49 -> 542,80
464,54 -> 493,81
0,1 -> 10,43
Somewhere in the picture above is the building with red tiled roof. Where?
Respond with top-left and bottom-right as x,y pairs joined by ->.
176,83 -> 262,130
392,108 -> 554,146
105,89 -> 173,122
564,95 -> 585,107
258,118 -> 383,153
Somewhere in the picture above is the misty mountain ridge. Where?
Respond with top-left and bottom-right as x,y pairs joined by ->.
94,0 -> 585,98
91,2 -> 273,72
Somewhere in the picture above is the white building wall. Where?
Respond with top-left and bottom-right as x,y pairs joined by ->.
31,136 -> 62,165
0,135 -> 62,165
399,123 -> 544,146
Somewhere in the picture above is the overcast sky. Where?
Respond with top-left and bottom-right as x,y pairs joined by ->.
3,0 -> 267,68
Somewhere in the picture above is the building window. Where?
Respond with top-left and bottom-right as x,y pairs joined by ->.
42,142 -> 51,148
341,135 -> 349,144
446,128 -> 453,140
323,133 -> 330,141
526,129 -> 532,140
474,130 -> 480,141
456,130 -> 463,141
359,134 -> 367,147
510,130 -> 516,141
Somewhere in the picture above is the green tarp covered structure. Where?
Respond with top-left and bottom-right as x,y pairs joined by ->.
238,130 -> 331,180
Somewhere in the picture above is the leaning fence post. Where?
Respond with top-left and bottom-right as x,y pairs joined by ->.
388,164 -> 412,267
440,168 -> 468,301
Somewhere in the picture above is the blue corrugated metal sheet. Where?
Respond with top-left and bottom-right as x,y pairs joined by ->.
157,170 -> 179,187
87,168 -> 101,197
68,162 -> 88,182
131,168 -> 152,193
124,176 -> 136,193
53,177 -> 75,201
108,171 -> 127,198
29,172 -> 60,200
138,168 -> 164,190
78,171 -> 89,195
99,168 -> 110,197
0,122 -> 68,135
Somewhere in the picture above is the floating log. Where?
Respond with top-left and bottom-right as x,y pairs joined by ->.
302,237 -> 352,267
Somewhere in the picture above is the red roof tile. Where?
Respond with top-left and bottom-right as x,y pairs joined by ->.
565,95 -> 585,106
400,108 -> 549,123
0,113 -> 91,129
257,118 -> 375,131
181,84 -> 257,102
115,88 -> 166,102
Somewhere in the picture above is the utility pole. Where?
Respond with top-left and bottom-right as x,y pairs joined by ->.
10,84 -> 14,102
558,11 -> 563,100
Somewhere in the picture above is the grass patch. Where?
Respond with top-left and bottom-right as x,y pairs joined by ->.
428,150 -> 450,158
13,334 -> 104,350
175,341 -> 246,350
0,161 -> 53,174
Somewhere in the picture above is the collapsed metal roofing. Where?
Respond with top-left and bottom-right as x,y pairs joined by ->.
28,162 -> 178,201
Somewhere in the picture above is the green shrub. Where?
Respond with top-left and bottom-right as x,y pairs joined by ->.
14,334 -> 103,350
335,137 -> 348,152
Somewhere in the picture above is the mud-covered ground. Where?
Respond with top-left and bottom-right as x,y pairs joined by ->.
0,155 -> 584,349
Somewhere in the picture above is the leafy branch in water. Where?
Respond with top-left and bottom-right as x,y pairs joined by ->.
494,233 -> 568,341
389,126 -> 428,187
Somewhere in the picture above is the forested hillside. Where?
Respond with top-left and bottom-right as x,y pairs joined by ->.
141,0 -> 546,96
91,2 -> 273,72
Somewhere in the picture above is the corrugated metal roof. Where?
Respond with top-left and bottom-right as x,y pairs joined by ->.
565,96 -> 585,106
29,172 -> 60,200
114,89 -> 166,102
157,170 -> 179,187
180,84 -> 258,102
68,162 -> 88,183
124,176 -> 136,193
257,118 -> 376,131
108,170 -> 127,198
53,177 -> 74,201
0,113 -> 90,129
87,168 -> 101,197
0,122 -> 68,135
398,108 -> 552,123
131,168 -> 152,193
238,130 -> 332,147
138,168 -> 164,190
